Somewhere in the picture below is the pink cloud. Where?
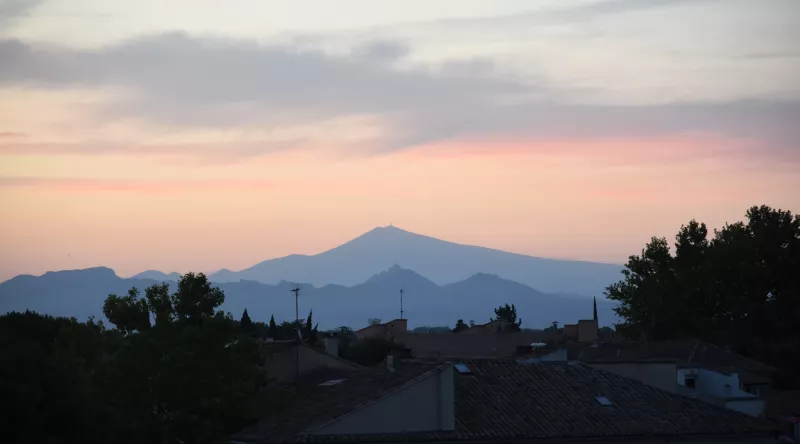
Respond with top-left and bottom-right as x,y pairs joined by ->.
0,131 -> 28,139
402,133 -> 763,166
0,177 -> 276,193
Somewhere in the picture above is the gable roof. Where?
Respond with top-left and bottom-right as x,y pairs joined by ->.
576,340 -> 774,373
394,331 -> 550,359
232,362 -> 448,444
453,360 -> 775,441
232,359 -> 777,443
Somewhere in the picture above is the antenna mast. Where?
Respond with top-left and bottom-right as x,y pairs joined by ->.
291,284 -> 301,379
400,288 -> 404,320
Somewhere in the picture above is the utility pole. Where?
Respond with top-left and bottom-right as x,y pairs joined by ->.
291,285 -> 300,380
400,289 -> 404,320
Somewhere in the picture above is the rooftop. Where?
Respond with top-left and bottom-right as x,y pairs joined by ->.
232,359 -> 777,443
576,340 -> 774,374
394,331 -> 551,359
232,362 -> 447,443
453,360 -> 774,440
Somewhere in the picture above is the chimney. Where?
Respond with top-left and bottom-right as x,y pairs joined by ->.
324,336 -> 339,357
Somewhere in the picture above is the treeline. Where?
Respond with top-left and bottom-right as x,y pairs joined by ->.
1,272 -> 265,443
0,272 -> 404,443
607,205 -> 800,387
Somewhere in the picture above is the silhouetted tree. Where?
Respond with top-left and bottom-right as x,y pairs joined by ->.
268,315 -> 277,338
303,310 -> 318,345
492,304 -> 522,332
145,283 -> 173,327
240,309 -> 255,335
452,319 -> 469,333
103,288 -> 151,334
607,205 -> 800,387
171,272 -> 224,324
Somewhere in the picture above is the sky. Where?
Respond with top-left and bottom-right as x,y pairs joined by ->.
1,0 -> 799,281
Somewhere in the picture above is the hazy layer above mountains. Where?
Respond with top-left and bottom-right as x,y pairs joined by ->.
0,265 -> 617,330
138,226 -> 623,297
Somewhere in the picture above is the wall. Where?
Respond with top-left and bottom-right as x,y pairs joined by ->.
355,324 -> 385,340
677,368 -> 763,417
589,361 -> 677,393
577,319 -> 598,343
265,344 -> 357,383
314,366 -> 454,435
385,319 -> 407,337
563,324 -> 578,339
677,368 -> 755,398
726,398 -> 766,418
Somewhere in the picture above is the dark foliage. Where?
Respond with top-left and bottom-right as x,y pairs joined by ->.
493,303 -> 522,332
1,272 -> 266,443
452,319 -> 469,333
606,205 -> 800,387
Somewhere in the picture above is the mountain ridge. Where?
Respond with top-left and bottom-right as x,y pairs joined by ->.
199,225 -> 622,296
0,265 -> 618,330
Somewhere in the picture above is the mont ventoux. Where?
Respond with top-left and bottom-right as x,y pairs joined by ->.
0,226 -> 623,329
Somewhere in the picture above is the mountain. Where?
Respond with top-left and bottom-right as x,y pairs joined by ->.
130,270 -> 181,281
0,266 -> 618,330
204,226 -> 623,296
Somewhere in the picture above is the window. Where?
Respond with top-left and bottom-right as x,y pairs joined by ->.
454,363 -> 472,374
596,396 -> 612,406
319,379 -> 346,386
684,376 -> 696,388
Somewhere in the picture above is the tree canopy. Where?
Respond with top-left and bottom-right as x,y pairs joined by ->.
492,303 -> 522,332
452,319 -> 469,333
606,205 -> 800,387
2,272 -> 266,443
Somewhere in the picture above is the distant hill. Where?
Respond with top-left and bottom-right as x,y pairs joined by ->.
0,266 -> 618,330
130,270 -> 182,281
190,226 -> 623,297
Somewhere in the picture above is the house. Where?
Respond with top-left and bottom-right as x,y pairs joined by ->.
231,358 -> 779,443
355,318 -> 407,340
260,337 -> 359,383
542,339 -> 777,418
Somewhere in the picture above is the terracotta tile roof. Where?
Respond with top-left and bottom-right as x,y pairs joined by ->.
394,332 -> 551,359
576,340 -> 774,373
232,359 -> 777,443
232,362 -> 448,444
453,360 -> 775,441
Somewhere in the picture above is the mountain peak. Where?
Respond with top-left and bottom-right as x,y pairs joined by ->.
363,265 -> 436,289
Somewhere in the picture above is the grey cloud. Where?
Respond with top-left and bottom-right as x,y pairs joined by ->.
0,0 -> 42,28
0,33 -> 798,162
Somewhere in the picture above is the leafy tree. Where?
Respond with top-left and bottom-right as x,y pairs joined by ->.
171,272 -> 225,324
606,205 -> 800,387
145,283 -> 173,327
492,304 -> 522,332
368,318 -> 382,325
452,319 -> 469,333
103,288 -> 151,334
240,309 -> 255,335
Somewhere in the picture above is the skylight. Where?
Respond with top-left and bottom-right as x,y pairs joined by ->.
454,363 -> 472,374
319,379 -> 346,386
595,396 -> 612,406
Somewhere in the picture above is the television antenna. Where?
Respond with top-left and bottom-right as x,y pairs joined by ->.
399,288 -> 404,320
